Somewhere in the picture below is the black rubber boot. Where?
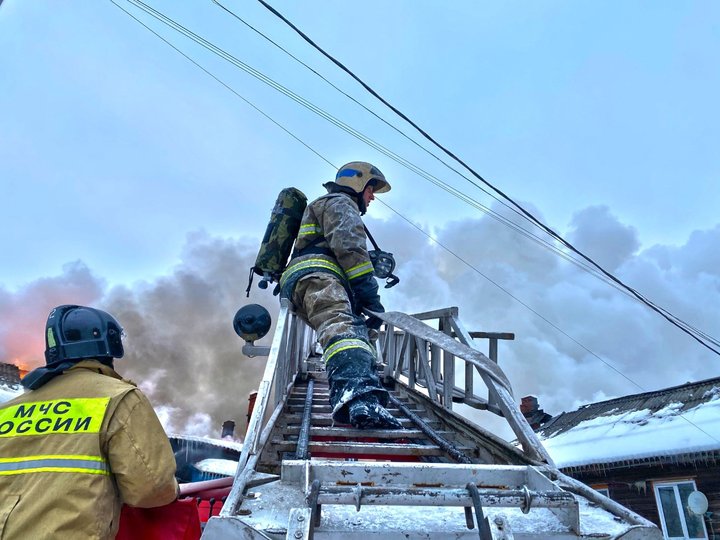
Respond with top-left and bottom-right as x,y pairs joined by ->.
348,393 -> 403,430
325,334 -> 389,424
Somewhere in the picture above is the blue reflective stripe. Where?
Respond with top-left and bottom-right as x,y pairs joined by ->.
336,168 -> 360,179
0,455 -> 110,476
322,338 -> 376,363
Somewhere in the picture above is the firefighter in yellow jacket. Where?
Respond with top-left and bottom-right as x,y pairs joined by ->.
280,161 -> 402,430
0,305 -> 179,539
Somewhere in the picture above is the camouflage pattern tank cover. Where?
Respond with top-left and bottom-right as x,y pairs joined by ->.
252,187 -> 307,281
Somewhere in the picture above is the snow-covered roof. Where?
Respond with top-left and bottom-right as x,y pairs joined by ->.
538,377 -> 720,470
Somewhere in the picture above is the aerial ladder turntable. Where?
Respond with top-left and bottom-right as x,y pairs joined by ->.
202,302 -> 661,539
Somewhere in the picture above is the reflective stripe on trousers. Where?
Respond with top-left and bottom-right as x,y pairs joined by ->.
322,338 -> 376,364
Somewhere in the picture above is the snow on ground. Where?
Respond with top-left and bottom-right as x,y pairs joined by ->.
0,383 -> 23,404
540,389 -> 720,468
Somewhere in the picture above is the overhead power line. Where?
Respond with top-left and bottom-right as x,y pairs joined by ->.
212,0 -> 720,352
253,0 -> 720,356
118,0 -> 631,294
207,1 -> 648,297
209,0 -> 521,215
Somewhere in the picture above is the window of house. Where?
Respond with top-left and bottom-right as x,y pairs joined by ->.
653,480 -> 708,539
592,485 -> 610,498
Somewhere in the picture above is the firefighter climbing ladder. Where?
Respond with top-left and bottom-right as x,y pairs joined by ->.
202,302 -> 661,539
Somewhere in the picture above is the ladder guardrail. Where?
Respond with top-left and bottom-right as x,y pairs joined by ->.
221,300 -> 313,515
372,308 -> 552,463
378,307 -> 514,413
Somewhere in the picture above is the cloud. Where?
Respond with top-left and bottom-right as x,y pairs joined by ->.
1,206 -> 718,442
0,232 -> 278,439
566,205 -> 639,272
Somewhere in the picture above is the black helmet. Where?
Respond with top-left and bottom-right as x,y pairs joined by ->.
44,305 -> 125,364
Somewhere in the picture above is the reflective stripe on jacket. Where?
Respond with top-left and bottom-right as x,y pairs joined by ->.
0,360 -> 178,540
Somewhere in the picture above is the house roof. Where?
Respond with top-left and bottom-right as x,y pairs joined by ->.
537,376 -> 720,472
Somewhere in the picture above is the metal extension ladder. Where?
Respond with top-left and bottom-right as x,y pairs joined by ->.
202,303 -> 661,540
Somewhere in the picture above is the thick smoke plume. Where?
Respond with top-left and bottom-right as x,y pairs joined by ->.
0,231 -> 279,439
2,206 -> 719,441
0,262 -> 105,369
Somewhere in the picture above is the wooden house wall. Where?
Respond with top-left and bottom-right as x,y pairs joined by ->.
569,461 -> 719,538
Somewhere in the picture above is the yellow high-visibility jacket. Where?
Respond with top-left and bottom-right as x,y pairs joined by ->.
0,360 -> 178,539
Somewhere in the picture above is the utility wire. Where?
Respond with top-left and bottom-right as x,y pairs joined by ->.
255,0 -> 720,356
208,0 -> 646,292
109,0 -> 719,445
123,0 -> 635,302
210,0 -> 516,211
109,0 -> 623,364
208,1 -> 650,301
218,0 -> 720,351
107,1 -> 334,169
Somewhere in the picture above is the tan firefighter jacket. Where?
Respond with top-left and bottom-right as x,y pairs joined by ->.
280,192 -> 375,296
0,360 -> 179,539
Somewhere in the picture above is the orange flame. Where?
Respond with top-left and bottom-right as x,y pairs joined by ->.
9,359 -> 30,379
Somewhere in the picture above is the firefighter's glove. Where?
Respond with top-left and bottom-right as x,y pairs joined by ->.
350,273 -> 384,315
366,315 -> 383,331
350,273 -> 385,330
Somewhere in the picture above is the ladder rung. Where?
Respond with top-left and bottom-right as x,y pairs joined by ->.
286,404 -> 406,414
281,426 -> 445,439
278,414 -> 418,427
270,440 -> 457,456
288,394 -> 328,401
315,485 -> 577,509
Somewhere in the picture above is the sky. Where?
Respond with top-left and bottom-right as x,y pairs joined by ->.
1,1 -> 719,439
